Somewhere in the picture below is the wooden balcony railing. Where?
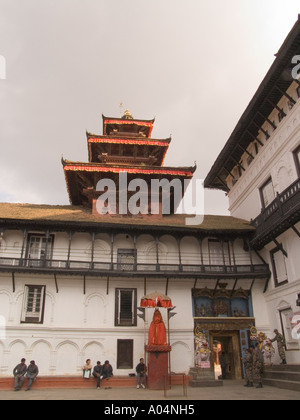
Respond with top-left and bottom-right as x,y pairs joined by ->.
251,177 -> 300,248
0,256 -> 270,279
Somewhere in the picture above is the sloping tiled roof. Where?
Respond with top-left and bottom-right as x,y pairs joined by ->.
0,203 -> 254,234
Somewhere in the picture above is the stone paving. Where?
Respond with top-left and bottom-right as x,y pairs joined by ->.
0,380 -> 299,400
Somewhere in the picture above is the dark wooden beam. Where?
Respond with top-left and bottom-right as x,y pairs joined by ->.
273,239 -> 288,258
292,225 -> 300,238
106,276 -> 110,295
165,277 -> 169,296
237,143 -> 255,160
216,176 -> 230,193
253,249 -> 268,265
246,129 -> 264,147
251,120 -> 270,140
12,272 -> 15,293
223,166 -> 235,179
54,274 -> 59,293
266,98 -> 287,116
274,84 -> 296,105
257,110 -> 277,130
229,155 -> 246,172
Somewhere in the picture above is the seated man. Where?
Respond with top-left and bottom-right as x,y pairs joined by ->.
82,359 -> 93,379
13,358 -> 27,391
93,361 -> 102,390
102,360 -> 113,379
25,360 -> 39,391
136,358 -> 146,389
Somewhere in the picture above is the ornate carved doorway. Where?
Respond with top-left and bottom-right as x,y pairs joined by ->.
211,331 -> 242,380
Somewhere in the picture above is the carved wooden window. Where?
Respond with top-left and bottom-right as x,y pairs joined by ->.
294,145 -> 300,177
208,239 -> 231,266
270,247 -> 288,287
117,249 -> 136,271
115,288 -> 137,327
26,234 -> 53,267
21,285 -> 46,324
260,177 -> 275,209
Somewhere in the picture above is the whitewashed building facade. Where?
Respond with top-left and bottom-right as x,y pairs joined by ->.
0,206 -> 267,378
205,16 -> 300,364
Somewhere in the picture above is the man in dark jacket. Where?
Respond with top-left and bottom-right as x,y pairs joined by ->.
136,358 -> 146,389
13,358 -> 27,391
93,361 -> 102,389
25,360 -> 39,391
102,360 -> 113,379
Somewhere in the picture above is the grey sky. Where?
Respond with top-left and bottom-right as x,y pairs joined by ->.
0,0 -> 299,215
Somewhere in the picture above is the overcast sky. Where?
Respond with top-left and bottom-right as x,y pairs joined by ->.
0,0 -> 299,215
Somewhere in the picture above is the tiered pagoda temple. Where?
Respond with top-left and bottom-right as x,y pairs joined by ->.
62,110 -> 196,216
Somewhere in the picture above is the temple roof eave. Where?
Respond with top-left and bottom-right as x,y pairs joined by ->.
86,133 -> 172,145
62,159 -> 197,176
102,114 -> 156,124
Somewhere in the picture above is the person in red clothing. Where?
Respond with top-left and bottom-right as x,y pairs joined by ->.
148,309 -> 167,346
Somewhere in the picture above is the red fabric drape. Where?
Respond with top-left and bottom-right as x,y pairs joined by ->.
148,309 -> 167,346
140,297 -> 173,308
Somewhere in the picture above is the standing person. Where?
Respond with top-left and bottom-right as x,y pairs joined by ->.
262,339 -> 275,366
13,358 -> 27,391
25,360 -> 39,391
219,352 -> 227,380
92,361 -> 102,390
270,329 -> 287,365
252,344 -> 264,389
136,358 -> 146,389
242,348 -> 253,387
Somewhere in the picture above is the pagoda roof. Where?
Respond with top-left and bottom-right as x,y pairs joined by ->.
204,15 -> 300,191
102,113 -> 155,124
86,132 -> 171,145
0,202 -> 255,235
62,159 -> 197,206
86,133 -> 171,166
62,159 -> 196,177
102,114 -> 155,138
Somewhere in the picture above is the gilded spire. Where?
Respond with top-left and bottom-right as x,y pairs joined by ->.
122,109 -> 134,120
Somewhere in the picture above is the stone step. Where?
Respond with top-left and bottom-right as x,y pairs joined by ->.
263,370 -> 300,382
189,367 -> 223,388
190,379 -> 223,388
264,364 -> 300,372
263,378 -> 300,392
262,365 -> 300,392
